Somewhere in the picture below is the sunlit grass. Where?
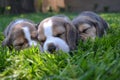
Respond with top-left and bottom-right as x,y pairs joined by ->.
0,12 -> 120,80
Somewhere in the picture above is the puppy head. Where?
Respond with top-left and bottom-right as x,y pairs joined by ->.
72,13 -> 109,41
80,11 -> 109,37
38,16 -> 77,53
2,19 -> 38,50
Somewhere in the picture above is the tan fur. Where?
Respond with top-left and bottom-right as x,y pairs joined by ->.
37,21 -> 46,42
78,24 -> 96,41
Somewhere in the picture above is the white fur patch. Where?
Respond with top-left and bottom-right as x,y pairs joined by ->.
43,20 -> 53,37
22,27 -> 37,46
43,37 -> 70,53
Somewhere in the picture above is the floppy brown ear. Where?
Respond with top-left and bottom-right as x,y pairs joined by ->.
100,18 -> 109,30
93,21 -> 105,37
87,18 -> 105,37
64,21 -> 77,51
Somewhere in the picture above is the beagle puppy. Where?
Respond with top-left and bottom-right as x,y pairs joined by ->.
37,15 -> 77,53
72,11 -> 109,41
2,19 -> 38,50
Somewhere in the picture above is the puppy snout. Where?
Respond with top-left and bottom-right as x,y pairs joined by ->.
48,43 -> 56,53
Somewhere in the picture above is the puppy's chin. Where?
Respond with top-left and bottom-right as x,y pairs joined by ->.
80,35 -> 96,41
79,33 -> 96,41
43,37 -> 70,53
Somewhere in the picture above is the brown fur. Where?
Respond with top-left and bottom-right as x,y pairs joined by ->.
2,19 -> 37,50
37,16 -> 77,51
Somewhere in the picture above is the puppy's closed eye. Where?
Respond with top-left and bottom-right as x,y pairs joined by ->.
15,42 -> 24,46
82,27 -> 92,33
55,32 -> 65,37
14,39 -> 27,46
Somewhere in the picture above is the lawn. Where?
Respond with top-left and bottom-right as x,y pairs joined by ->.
0,12 -> 120,80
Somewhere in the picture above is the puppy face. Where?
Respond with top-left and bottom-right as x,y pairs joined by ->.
2,19 -> 38,50
78,23 -> 96,41
38,16 -> 77,53
72,11 -> 109,41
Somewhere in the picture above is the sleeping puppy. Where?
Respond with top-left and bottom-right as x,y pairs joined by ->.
2,19 -> 38,50
72,11 -> 109,41
37,15 -> 77,53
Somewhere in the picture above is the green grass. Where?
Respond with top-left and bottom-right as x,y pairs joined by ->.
0,12 -> 120,80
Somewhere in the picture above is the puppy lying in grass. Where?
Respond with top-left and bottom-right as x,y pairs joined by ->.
2,19 -> 38,50
72,11 -> 109,41
37,15 -> 77,53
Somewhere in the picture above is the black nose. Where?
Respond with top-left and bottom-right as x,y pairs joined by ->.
48,43 -> 56,53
